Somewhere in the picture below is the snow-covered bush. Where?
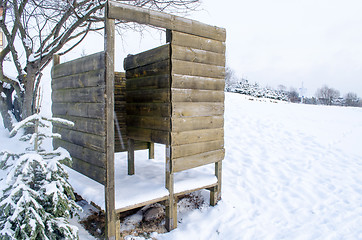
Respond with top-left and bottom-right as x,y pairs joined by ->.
0,114 -> 81,240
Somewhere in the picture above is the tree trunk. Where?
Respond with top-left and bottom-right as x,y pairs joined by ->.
23,66 -> 37,119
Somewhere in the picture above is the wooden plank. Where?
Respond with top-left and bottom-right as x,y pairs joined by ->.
171,45 -> 225,66
127,115 -> 170,131
127,139 -> 135,175
52,102 -> 105,119
171,140 -> 224,159
172,102 -> 224,117
52,69 -> 105,90
104,15 -> 117,240
175,182 -> 217,197
108,1 -> 226,42
53,115 -> 105,136
53,126 -> 106,153
53,139 -> 106,168
115,141 -> 149,152
171,116 -> 224,132
126,59 -> 169,79
171,89 -> 224,102
127,127 -> 170,145
126,74 -> 170,91
171,128 -> 223,146
172,149 -> 225,172
115,195 -> 168,214
169,31 -> 226,54
171,74 -> 224,91
51,52 -> 105,79
171,59 -> 225,79
69,156 -> 106,185
52,86 -> 105,104
148,142 -> 155,159
127,103 -> 171,117
124,44 -> 170,70
126,88 -> 170,103
165,145 -> 177,231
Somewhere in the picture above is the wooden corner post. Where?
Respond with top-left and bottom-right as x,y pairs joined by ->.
165,145 -> 177,231
105,3 -> 117,239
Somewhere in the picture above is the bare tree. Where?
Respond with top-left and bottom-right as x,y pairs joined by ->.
288,87 -> 300,103
344,92 -> 359,107
0,0 -> 199,131
315,85 -> 340,105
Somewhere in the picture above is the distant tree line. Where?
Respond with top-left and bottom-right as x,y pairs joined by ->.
225,67 -> 362,107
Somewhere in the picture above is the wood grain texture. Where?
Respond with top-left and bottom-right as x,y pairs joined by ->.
172,149 -> 225,172
168,31 -> 226,54
171,59 -> 225,79
124,44 -> 170,70
171,128 -> 223,146
127,127 -> 170,145
108,1 -> 226,42
126,59 -> 169,79
171,74 -> 224,91
171,116 -> 224,132
171,89 -> 224,102
52,102 -> 105,119
171,45 -> 225,66
52,86 -> 105,103
126,74 -> 170,91
126,88 -> 170,103
171,140 -> 224,159
127,115 -> 171,131
53,115 -> 105,136
52,69 -> 105,90
51,52 -> 105,79
126,103 -> 171,117
172,102 -> 224,117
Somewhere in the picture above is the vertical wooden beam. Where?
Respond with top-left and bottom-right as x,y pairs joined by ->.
210,160 -> 222,206
53,54 -> 60,66
128,138 -> 135,175
148,142 -> 154,159
105,5 -> 118,240
165,145 -> 177,231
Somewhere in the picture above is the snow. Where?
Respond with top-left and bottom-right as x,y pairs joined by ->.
1,92 -> 362,239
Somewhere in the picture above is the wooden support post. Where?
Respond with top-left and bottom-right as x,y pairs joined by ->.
165,145 -> 177,231
105,7 -> 118,240
148,142 -> 154,159
128,138 -> 135,175
53,54 -> 60,66
210,161 -> 222,206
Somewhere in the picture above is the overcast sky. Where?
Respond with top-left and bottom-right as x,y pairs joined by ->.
191,0 -> 362,97
66,0 -> 362,97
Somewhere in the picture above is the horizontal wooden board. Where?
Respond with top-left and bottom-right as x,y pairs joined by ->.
126,74 -> 170,91
172,149 -> 225,172
53,139 -> 106,168
171,59 -> 225,79
126,88 -> 170,103
169,31 -> 226,54
126,59 -> 169,79
53,126 -> 106,153
171,116 -> 224,132
171,74 -> 224,91
69,156 -> 106,185
171,140 -> 224,159
127,115 -> 170,131
115,141 -> 149,152
172,102 -> 224,117
51,52 -> 105,79
108,1 -> 226,42
52,69 -> 105,90
171,89 -> 224,102
171,45 -> 225,66
127,127 -> 170,145
171,128 -> 223,146
52,87 -> 105,104
52,103 -> 105,119
124,44 -> 170,70
53,115 -> 106,136
127,103 -> 171,117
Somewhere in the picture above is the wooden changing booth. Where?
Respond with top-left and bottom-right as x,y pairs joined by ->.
51,1 -> 226,239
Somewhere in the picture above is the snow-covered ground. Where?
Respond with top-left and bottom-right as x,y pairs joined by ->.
1,92 -> 362,239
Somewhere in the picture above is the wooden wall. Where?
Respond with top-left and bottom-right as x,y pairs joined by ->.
52,52 -> 107,184
124,30 -> 225,173
124,44 -> 171,145
168,30 -> 225,172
